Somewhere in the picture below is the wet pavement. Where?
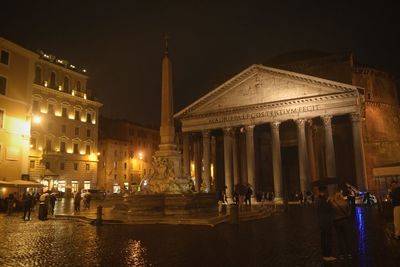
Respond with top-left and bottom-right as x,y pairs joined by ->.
0,204 -> 399,267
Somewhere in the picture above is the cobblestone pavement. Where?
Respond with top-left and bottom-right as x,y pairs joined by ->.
0,204 -> 399,267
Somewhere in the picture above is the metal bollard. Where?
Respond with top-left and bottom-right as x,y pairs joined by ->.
96,205 -> 103,225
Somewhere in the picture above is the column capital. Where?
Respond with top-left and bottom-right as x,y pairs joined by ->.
202,130 -> 211,138
223,127 -> 233,136
295,118 -> 307,128
322,115 -> 333,127
350,113 -> 361,122
245,125 -> 255,131
271,121 -> 281,130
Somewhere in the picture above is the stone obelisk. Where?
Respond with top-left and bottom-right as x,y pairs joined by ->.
140,35 -> 189,193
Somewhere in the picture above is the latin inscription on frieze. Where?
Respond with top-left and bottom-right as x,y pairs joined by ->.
208,105 -> 320,124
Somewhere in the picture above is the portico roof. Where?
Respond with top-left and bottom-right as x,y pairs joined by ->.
175,64 -> 363,132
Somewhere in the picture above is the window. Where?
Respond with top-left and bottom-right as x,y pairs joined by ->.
84,181 -> 91,190
0,109 -> 3,128
30,160 -> 35,169
75,127 -> 79,135
45,162 -> 50,169
86,129 -> 91,137
30,137 -> 36,149
60,162 -> 65,170
35,66 -> 42,84
75,110 -> 80,120
74,163 -> 78,170
45,139 -> 52,152
63,77 -> 69,92
72,181 -> 78,193
0,76 -> 6,95
60,141 -> 66,153
62,107 -> 68,117
86,145 -> 90,155
113,161 -> 117,169
86,113 -> 92,123
1,50 -> 10,65
50,72 -> 56,88
124,162 -> 127,169
114,150 -> 117,157
61,124 -> 66,133
33,101 -> 40,113
48,104 -> 54,115
86,164 -> 90,171
76,81 -> 81,91
73,143 -> 79,154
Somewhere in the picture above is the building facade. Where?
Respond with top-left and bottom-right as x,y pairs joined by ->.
28,51 -> 102,194
0,38 -> 37,185
176,64 -> 368,202
97,117 -> 159,193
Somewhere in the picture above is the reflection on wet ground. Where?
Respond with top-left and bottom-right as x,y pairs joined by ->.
0,205 -> 399,267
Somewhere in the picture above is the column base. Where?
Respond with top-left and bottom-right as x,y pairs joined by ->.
273,197 -> 284,204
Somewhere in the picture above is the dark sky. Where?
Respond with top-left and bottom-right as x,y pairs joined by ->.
1,1 -> 399,127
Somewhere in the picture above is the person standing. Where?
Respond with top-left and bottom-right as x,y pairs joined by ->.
390,181 -> 400,240
49,193 -> 57,215
6,193 -> 16,215
317,185 -> 336,262
330,191 -> 352,259
245,184 -> 253,207
23,193 -> 33,221
74,191 -> 81,213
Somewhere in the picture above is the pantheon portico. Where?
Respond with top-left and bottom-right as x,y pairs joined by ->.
175,65 -> 367,202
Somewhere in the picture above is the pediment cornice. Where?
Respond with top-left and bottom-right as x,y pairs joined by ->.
176,64 -> 361,119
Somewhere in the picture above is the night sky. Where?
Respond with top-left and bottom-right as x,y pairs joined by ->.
1,1 -> 399,127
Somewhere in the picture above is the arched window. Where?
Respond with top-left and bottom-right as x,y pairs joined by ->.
50,72 -> 56,88
76,81 -> 81,91
35,66 -> 42,84
64,77 -> 70,92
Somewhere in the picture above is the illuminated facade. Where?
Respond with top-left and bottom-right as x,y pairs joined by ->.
0,38 -> 37,184
29,52 -> 102,194
97,117 -> 159,193
176,53 -> 399,201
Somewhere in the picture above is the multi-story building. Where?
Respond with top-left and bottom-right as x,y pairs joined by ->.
29,51 -> 102,195
0,38 -> 37,187
98,117 -> 159,193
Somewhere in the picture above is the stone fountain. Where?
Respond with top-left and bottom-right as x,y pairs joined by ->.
113,37 -> 217,217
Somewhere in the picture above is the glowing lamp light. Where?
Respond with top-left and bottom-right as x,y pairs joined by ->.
44,81 -> 48,87
55,111 -> 61,117
84,93 -> 87,100
38,147 -> 43,151
72,90 -> 75,96
143,180 -> 148,186
58,85 -> 62,91
97,152 -> 101,156
67,149 -> 73,154
139,152 -> 143,160
80,151 -> 85,155
89,153 -> 97,161
70,64 -> 75,69
83,69 -> 87,73
33,116 -> 42,124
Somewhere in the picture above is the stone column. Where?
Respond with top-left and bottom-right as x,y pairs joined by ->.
245,125 -> 257,201
232,129 -> 240,187
296,118 -> 310,194
322,115 -> 336,179
271,121 -> 283,201
350,113 -> 368,191
182,133 -> 190,177
202,130 -> 211,192
193,136 -> 201,192
306,120 -> 318,183
223,128 -> 233,202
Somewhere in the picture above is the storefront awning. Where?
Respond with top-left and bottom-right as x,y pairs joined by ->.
0,180 -> 43,188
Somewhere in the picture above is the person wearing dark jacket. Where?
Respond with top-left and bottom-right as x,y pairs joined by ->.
317,186 -> 336,262
330,191 -> 352,259
23,193 -> 33,221
390,181 -> 400,239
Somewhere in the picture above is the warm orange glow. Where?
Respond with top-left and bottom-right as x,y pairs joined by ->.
33,115 -> 42,124
139,152 -> 143,160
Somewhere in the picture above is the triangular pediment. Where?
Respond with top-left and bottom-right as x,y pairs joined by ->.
175,64 -> 359,118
